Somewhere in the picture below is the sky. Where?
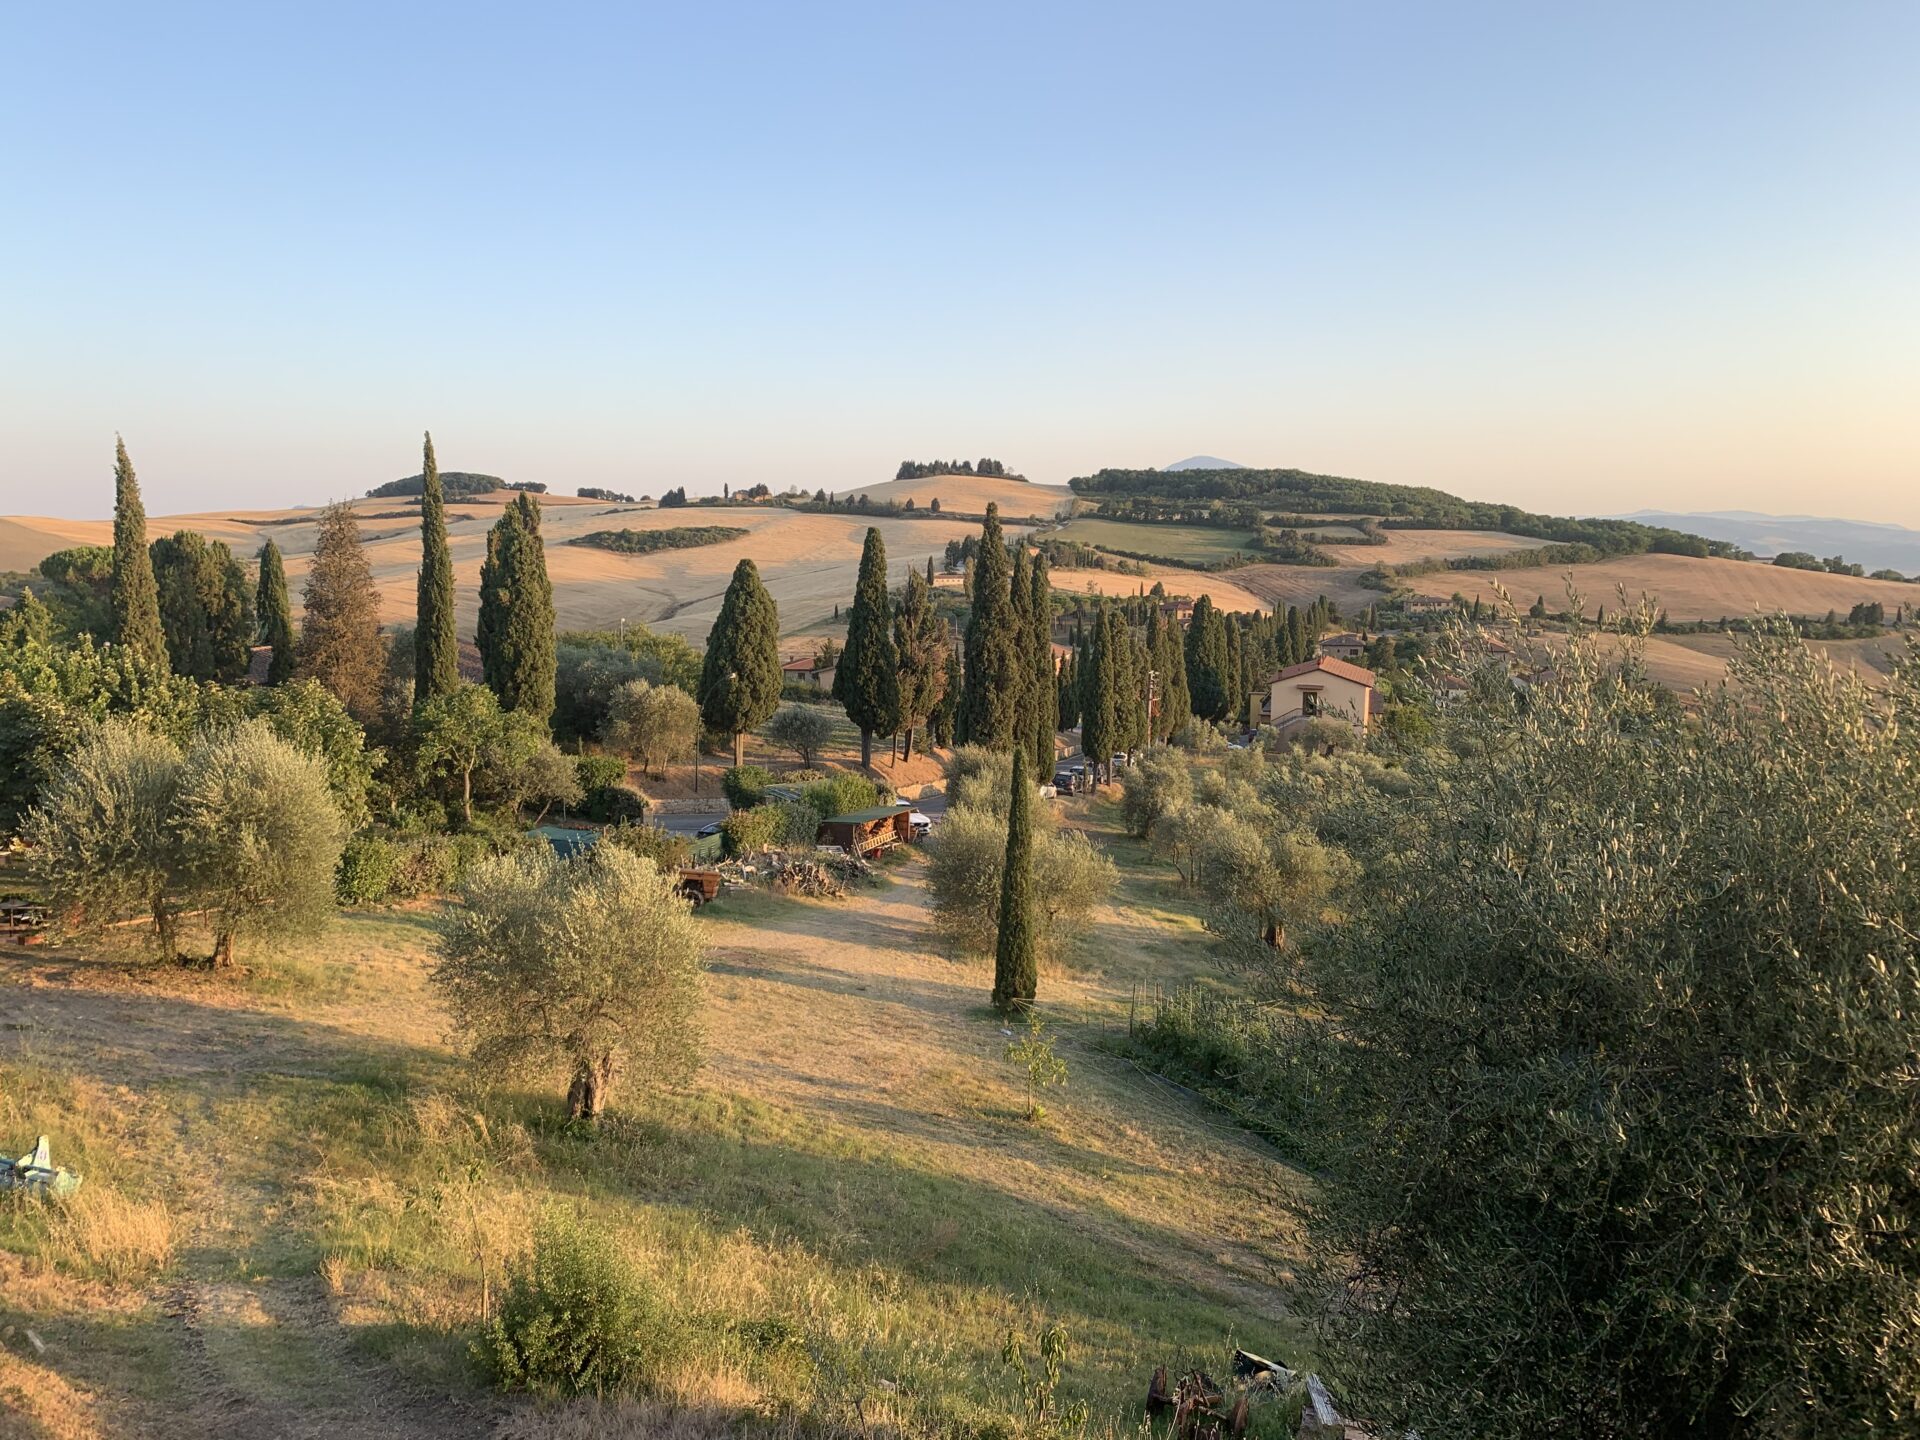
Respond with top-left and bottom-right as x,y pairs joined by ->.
2,3 -> 1916,522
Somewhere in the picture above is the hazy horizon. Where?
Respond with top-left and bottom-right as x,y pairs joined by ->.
4,3 -> 1916,524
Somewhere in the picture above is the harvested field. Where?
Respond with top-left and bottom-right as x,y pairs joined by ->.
843,474 -> 1073,517
1316,528 -> 1541,564
1046,567 -> 1272,614
1402,552 -> 1920,623
0,496 -> 1030,642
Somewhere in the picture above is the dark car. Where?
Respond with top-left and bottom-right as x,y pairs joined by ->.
695,820 -> 726,838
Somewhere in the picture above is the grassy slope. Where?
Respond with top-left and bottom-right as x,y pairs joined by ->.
1049,518 -> 1259,566
0,817 -> 1307,1438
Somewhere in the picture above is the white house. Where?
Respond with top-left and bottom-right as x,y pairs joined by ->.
1254,656 -> 1375,740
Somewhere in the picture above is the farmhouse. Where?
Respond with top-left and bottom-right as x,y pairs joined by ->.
817,804 -> 913,857
1254,655 -> 1375,739
1318,631 -> 1368,662
781,654 -> 836,691
1403,595 -> 1452,616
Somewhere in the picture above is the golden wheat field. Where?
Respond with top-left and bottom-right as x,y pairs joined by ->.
0,489 -> 1046,641
1402,552 -> 1920,624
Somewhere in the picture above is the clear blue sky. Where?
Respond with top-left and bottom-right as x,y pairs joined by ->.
3,3 -> 1916,521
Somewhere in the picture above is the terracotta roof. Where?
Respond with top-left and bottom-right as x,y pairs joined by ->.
1268,655 -> 1376,688
782,656 -> 823,672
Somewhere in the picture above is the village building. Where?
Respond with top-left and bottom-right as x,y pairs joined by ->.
1318,631 -> 1368,663
1403,594 -> 1452,616
1253,655 -> 1375,739
781,654 -> 836,691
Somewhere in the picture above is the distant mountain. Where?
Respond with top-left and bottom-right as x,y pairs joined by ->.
1611,510 -> 1920,573
1163,456 -> 1244,471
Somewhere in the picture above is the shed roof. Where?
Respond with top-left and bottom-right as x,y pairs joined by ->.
821,804 -> 911,825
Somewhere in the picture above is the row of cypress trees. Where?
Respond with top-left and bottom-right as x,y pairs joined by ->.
953,503 -> 1057,771
102,434 -> 557,730
831,528 -> 956,766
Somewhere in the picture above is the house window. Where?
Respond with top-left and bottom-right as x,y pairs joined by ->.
1301,690 -> 1320,717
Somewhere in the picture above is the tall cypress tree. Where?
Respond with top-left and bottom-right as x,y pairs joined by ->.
700,558 -> 782,767
415,431 -> 459,704
956,504 -> 1023,749
256,539 -> 295,684
892,567 -> 947,762
477,494 -> 556,724
991,746 -> 1039,1012
1027,551 -> 1056,771
1185,596 -> 1231,723
109,437 -> 166,669
1081,608 -> 1115,787
933,636 -> 962,748
833,527 -> 899,767
299,502 -> 387,722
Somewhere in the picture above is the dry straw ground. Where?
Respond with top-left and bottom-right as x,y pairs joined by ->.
0,802 -> 1307,1439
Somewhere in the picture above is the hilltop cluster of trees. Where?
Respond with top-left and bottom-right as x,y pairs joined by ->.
365,471 -> 547,499
569,526 -> 748,555
1767,549 -> 1910,580
576,486 -> 636,503
895,458 -> 1023,480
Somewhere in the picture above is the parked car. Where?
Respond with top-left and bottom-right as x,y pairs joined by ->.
908,811 -> 933,840
1037,783 -> 1058,799
695,819 -> 725,838
1053,770 -> 1078,794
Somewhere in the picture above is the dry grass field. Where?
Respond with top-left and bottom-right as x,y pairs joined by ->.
1046,567 -> 1274,614
843,475 -> 1074,518
1313,528 -> 1541,565
0,493 -> 1033,643
1403,552 -> 1920,624
0,803 -> 1308,1439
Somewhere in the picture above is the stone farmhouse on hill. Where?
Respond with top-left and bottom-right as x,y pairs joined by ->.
1253,655 -> 1375,740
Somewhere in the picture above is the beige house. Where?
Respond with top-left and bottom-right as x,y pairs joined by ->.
781,655 -> 836,692
1318,631 -> 1368,663
1254,656 -> 1375,740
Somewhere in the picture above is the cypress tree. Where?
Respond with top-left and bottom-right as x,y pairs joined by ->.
477,494 -> 556,724
1225,619 -> 1246,729
415,431 -> 459,704
926,555 -> 935,586
109,437 -> 166,669
299,502 -> 387,722
1081,608 -> 1116,787
1185,596 -> 1231,723
956,504 -> 1022,749
991,746 -> 1039,1012
256,539 -> 295,684
1027,551 -> 1056,771
700,558 -> 783,767
892,568 -> 947,761
933,636 -> 962,748
833,527 -> 900,767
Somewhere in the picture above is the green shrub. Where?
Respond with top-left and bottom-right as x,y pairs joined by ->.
720,806 -> 782,857
602,822 -> 692,869
479,1212 -> 680,1397
770,798 -> 824,848
802,774 -> 884,819
395,834 -> 458,897
575,754 -> 627,792
336,833 -> 400,905
582,784 -> 648,824
721,764 -> 772,809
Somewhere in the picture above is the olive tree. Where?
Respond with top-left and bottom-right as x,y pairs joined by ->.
434,846 -> 704,1122
763,704 -> 835,768
926,801 -> 1112,958
25,720 -> 187,959
602,679 -> 699,780
173,720 -> 346,966
1303,622 -> 1920,1437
